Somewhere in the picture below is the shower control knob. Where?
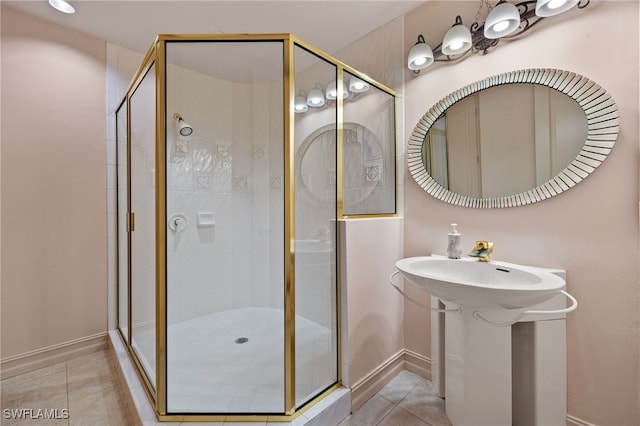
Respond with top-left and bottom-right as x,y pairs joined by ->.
168,213 -> 188,232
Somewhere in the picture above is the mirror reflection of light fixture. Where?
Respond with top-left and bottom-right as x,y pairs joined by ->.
442,16 -> 472,55
48,0 -> 75,14
173,113 -> 193,137
326,81 -> 349,100
536,0 -> 579,17
306,85 -> 325,108
408,0 -> 590,75
294,94 -> 308,113
407,35 -> 434,71
484,0 -> 521,39
349,76 -> 370,93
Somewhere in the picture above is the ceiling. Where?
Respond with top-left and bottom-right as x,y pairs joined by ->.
4,0 -> 425,55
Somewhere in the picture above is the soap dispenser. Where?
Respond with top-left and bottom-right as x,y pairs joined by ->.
447,223 -> 462,259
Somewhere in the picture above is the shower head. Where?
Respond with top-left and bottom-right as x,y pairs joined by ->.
173,113 -> 193,137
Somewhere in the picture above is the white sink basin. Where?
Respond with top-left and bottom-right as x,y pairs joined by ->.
395,256 -> 565,309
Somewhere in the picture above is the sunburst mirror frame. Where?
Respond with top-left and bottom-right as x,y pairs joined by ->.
407,68 -> 619,208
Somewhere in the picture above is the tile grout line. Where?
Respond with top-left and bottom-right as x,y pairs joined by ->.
374,378 -> 422,425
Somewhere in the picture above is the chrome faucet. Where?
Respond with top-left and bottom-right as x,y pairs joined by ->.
469,240 -> 494,262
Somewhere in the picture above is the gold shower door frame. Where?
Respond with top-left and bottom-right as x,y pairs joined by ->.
115,33 -> 397,423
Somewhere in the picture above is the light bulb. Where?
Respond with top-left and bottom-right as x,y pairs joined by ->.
548,0 -> 567,9
449,40 -> 463,51
49,0 -> 75,13
349,76 -> 370,93
326,82 -> 338,99
536,0 -> 578,17
492,21 -> 510,33
294,95 -> 308,113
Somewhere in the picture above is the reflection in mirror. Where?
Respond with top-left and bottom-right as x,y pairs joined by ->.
423,84 -> 587,198
408,69 -> 619,208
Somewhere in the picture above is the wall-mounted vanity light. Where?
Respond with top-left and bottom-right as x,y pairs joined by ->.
325,81 -> 349,101
442,16 -> 473,56
408,0 -> 589,74
294,93 -> 309,113
484,0 -> 521,38
348,76 -> 370,93
306,84 -> 326,108
408,35 -> 434,71
296,77 -> 372,114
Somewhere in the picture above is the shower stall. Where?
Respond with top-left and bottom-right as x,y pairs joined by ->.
115,34 -> 396,421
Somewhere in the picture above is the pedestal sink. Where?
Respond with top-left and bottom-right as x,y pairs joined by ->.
393,255 -> 577,426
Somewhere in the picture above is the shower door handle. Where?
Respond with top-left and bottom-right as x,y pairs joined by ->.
127,212 -> 135,232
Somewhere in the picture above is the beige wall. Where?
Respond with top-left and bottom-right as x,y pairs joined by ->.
2,2 -> 638,423
403,1 -> 639,425
332,17 -> 408,389
1,7 -> 107,358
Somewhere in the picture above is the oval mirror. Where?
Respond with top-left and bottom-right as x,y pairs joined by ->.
408,69 -> 619,208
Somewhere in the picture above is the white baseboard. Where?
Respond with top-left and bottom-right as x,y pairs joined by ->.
349,349 -> 588,426
403,349 -> 431,379
0,332 -> 108,379
350,349 -> 431,412
567,414 -> 599,426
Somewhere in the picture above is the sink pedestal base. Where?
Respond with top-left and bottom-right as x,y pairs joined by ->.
436,293 -> 568,426
445,306 -> 512,426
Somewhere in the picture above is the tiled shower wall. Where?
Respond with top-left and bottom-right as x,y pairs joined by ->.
106,45 -> 285,329
165,63 -> 284,324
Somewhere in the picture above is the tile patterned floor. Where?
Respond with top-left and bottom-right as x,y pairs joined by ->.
0,350 -> 133,425
339,370 -> 451,426
0,351 -> 449,426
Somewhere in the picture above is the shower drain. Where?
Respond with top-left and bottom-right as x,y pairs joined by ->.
235,337 -> 249,344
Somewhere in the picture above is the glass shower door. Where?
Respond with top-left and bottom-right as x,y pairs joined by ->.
129,65 -> 157,389
116,101 -> 128,342
293,45 -> 339,408
164,40 -> 285,414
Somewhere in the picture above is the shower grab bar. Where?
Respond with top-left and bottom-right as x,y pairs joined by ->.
389,271 -> 461,314
473,290 -> 578,327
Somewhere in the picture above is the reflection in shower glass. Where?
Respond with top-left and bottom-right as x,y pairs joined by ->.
165,41 -> 285,413
293,45 -> 338,408
342,70 -> 396,215
129,65 -> 157,389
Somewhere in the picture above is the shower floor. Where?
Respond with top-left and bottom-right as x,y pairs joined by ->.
132,307 -> 335,413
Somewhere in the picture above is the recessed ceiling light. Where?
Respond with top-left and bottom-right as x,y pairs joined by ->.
48,0 -> 75,14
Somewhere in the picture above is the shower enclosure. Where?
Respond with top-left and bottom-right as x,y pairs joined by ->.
116,34 -> 396,421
